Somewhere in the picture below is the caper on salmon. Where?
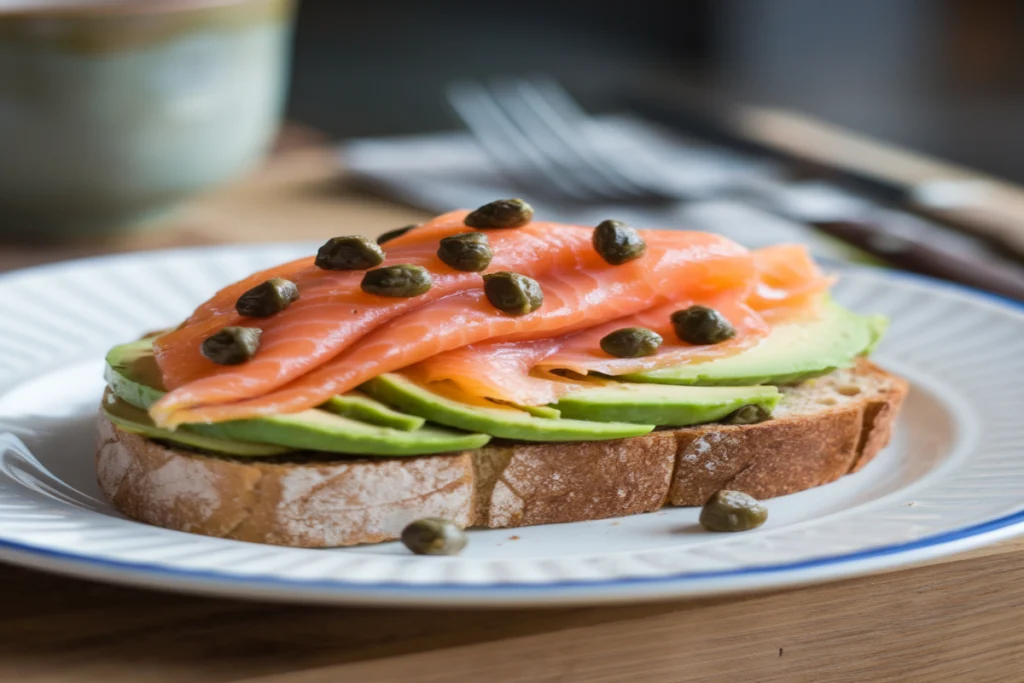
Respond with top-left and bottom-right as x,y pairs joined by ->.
201,326 -> 262,365
315,235 -> 385,270
377,224 -> 417,245
361,264 -> 433,297
592,219 -> 647,265
723,404 -> 772,425
600,327 -> 663,358
464,198 -> 534,229
401,518 -> 468,556
235,277 -> 299,318
699,490 -> 768,532
671,305 -> 736,345
437,232 -> 493,272
483,271 -> 543,316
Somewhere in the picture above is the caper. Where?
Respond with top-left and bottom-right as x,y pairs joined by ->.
723,404 -> 772,425
437,232 -> 493,272
235,277 -> 299,318
401,517 -> 468,556
361,264 -> 433,297
201,326 -> 262,365
483,271 -> 543,316
464,198 -> 534,229
592,219 -> 647,265
699,490 -> 768,532
600,327 -> 663,358
315,235 -> 385,270
377,224 -> 418,245
671,305 -> 736,345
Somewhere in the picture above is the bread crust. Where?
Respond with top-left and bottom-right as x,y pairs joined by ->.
96,360 -> 907,547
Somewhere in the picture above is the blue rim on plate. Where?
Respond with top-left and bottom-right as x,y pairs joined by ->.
1,499 -> 1024,600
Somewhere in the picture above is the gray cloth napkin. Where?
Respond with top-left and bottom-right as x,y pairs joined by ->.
339,115 -> 862,261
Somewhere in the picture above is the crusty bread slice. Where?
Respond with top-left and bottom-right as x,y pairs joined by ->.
95,359 -> 907,548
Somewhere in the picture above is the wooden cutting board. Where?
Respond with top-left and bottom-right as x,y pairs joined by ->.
2,126 -> 1024,683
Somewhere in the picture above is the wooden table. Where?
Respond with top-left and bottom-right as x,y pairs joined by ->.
3,134 -> 1024,683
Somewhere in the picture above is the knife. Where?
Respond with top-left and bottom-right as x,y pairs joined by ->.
623,91 -> 1024,257
623,92 -> 1024,300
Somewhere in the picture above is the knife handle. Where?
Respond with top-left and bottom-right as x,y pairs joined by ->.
915,181 -> 1024,257
737,108 -> 1024,257
812,220 -> 1024,301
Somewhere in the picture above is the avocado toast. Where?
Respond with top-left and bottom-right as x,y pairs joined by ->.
96,200 -> 907,547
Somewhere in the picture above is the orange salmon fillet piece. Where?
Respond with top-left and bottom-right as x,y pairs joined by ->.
150,219 -> 625,426
155,232 -> 753,427
413,293 -> 766,406
408,339 -> 576,407
154,211 -> 474,387
177,212 -> 468,331
748,244 -> 834,319
412,245 -> 830,405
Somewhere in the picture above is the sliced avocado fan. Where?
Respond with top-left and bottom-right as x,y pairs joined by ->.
362,374 -> 655,441
320,391 -> 426,431
102,298 -> 885,454
553,383 -> 779,426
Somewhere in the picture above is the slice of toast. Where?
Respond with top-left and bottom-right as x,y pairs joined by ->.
95,359 -> 907,548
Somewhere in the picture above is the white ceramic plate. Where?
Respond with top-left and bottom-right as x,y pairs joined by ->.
0,244 -> 1022,607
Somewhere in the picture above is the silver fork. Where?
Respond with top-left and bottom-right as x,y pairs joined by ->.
446,77 -> 675,205
446,77 -> 1024,300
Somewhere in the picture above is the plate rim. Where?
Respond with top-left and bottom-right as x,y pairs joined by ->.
1,244 -> 1022,606
0,503 -> 1023,607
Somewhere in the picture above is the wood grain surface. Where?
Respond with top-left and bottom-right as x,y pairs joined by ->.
2,127 -> 1024,683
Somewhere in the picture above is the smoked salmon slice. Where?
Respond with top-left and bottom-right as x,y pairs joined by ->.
539,245 -> 829,376
178,212 -> 468,330
154,231 -> 754,427
408,339 -> 573,407
150,219 -> 642,426
412,293 -> 766,406
410,245 -> 830,406
155,211 -> 474,379
748,244 -> 833,319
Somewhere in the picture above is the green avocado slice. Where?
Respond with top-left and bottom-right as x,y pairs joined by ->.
321,391 -> 426,431
102,390 -> 289,457
104,336 -> 166,409
488,400 -> 561,419
623,301 -> 886,386
553,383 -> 780,426
190,411 -> 490,456
363,374 -> 654,442
104,340 -> 490,456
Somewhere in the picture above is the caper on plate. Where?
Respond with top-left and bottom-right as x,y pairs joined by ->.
401,518 -> 468,555
700,490 -> 768,532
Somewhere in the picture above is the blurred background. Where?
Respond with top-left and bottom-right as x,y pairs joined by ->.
3,0 -> 1024,297
289,0 -> 1024,182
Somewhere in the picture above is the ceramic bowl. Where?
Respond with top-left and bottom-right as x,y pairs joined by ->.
0,0 -> 296,240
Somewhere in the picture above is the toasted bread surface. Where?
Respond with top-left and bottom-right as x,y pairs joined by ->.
96,359 -> 907,547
